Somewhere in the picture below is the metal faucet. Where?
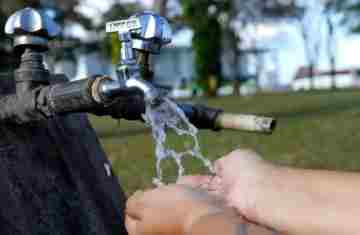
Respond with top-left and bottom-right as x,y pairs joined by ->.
5,7 -> 61,93
5,9 -> 172,105
98,12 -> 172,105
1,7 -> 276,133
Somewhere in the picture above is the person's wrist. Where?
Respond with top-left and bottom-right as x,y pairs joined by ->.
183,206 -> 223,235
187,210 -> 245,235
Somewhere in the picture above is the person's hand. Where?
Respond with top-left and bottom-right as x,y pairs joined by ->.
125,184 -> 229,235
209,149 -> 276,223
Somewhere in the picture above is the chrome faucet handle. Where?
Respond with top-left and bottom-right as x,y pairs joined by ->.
130,12 -> 172,54
106,12 -> 172,54
5,7 -> 61,50
105,12 -> 168,104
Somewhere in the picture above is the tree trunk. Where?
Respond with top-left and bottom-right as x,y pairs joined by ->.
233,80 -> 241,96
207,75 -> 218,97
309,64 -> 315,90
327,16 -> 337,90
155,0 -> 169,17
330,56 -> 336,90
233,51 -> 241,96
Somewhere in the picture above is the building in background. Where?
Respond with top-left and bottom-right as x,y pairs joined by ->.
292,67 -> 360,91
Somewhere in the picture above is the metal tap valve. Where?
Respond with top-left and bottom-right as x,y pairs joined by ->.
100,12 -> 173,104
5,7 -> 61,91
106,11 -> 172,54
5,7 -> 60,51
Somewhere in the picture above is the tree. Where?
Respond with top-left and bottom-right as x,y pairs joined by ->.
345,1 -> 360,33
323,0 -> 351,90
154,0 -> 169,17
293,1 -> 324,90
291,0 -> 353,91
156,0 -> 303,95
180,0 -> 228,96
230,0 -> 301,93
223,0 -> 240,95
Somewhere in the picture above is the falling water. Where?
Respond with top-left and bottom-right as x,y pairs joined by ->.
143,98 -> 214,186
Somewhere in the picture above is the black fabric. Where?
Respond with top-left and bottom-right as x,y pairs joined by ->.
0,76 -> 128,235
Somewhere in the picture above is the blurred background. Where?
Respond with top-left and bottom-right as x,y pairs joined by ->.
4,0 -> 360,95
3,0 -> 360,192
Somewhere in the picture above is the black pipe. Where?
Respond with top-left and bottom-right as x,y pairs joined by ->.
0,76 -> 223,131
0,88 -> 45,124
44,77 -> 224,130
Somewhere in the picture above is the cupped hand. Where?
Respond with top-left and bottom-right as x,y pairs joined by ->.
125,184 -> 227,235
124,149 -> 277,235
185,149 -> 276,224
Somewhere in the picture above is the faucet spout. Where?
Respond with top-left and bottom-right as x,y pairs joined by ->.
95,76 -> 160,105
125,77 -> 160,104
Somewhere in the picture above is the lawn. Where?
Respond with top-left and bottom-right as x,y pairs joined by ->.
90,89 -> 360,195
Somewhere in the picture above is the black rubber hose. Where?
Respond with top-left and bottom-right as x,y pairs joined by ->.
46,79 -> 97,114
178,104 -> 223,131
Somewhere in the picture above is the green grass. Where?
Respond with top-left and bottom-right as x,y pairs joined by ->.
90,89 -> 360,194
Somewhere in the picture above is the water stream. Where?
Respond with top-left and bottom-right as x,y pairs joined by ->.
143,98 -> 214,186
143,98 -> 278,235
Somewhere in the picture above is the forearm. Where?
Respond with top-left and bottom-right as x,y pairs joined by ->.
233,166 -> 360,235
189,211 -> 247,235
189,211 -> 276,235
